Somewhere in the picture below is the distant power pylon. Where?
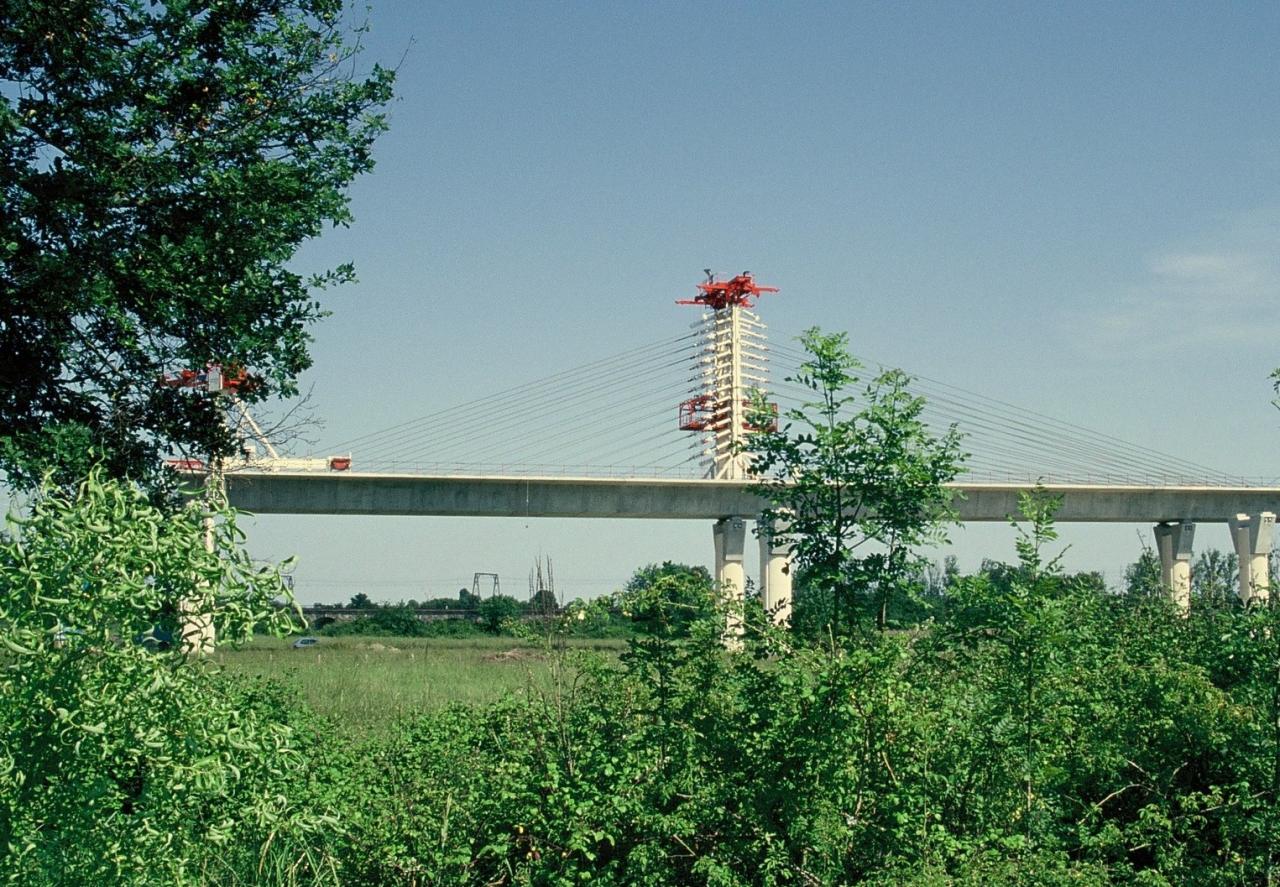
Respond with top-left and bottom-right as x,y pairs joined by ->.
472,572 -> 500,598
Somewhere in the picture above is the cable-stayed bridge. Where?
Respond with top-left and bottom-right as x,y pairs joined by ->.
286,330 -> 1266,487
217,275 -> 1278,615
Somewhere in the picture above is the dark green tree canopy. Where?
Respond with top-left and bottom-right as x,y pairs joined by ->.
621,561 -> 715,636
623,561 -> 712,597
0,0 -> 393,490
345,592 -> 373,610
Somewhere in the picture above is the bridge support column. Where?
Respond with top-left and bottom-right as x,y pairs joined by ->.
1154,521 -> 1195,614
180,472 -> 220,655
758,515 -> 793,626
1228,513 -> 1274,605
713,517 -> 747,647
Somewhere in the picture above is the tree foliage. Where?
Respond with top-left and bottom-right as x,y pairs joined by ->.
530,585 -> 559,614
8,470 -> 1280,883
745,327 -> 966,634
621,561 -> 715,636
0,0 -> 394,490
346,591 -> 374,610
477,594 -> 524,634
322,606 -> 483,638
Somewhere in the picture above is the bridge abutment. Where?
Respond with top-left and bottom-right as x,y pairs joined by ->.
1154,520 -> 1195,613
1228,512 -> 1274,605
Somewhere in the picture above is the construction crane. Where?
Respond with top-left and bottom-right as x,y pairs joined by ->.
675,270 -> 780,311
675,272 -> 780,478
160,362 -> 352,473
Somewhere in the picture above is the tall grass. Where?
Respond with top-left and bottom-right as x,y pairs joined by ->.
216,635 -> 626,736
199,837 -> 343,887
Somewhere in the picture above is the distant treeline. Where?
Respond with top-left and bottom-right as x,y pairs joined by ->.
300,552 -> 1272,642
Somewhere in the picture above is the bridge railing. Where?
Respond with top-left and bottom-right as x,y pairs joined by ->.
308,461 -> 711,480
956,471 -> 1279,488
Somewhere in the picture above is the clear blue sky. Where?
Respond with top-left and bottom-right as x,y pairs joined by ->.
244,0 -> 1280,604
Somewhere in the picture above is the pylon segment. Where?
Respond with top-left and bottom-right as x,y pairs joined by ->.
676,272 -> 778,479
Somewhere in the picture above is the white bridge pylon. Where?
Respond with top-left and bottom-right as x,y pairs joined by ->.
689,306 -> 769,479
675,271 -> 779,480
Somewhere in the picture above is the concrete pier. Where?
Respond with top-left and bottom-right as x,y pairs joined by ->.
1228,512 -> 1274,605
758,515 -> 793,625
1154,521 -> 1195,613
713,516 -> 747,645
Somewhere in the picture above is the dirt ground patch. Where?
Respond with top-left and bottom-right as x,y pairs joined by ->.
482,648 -> 542,663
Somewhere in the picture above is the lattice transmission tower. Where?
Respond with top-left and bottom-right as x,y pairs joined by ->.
676,271 -> 779,479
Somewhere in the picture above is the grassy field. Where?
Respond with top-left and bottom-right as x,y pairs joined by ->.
216,635 -> 628,735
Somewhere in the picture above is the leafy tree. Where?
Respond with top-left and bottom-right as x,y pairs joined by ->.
1123,547 -> 1161,598
0,0 -> 394,491
1193,548 -> 1238,606
477,594 -> 524,634
346,591 -> 374,610
418,594 -> 471,611
920,554 -> 960,600
981,489 -> 1069,846
529,586 -> 559,614
621,561 -> 714,636
322,606 -> 482,638
624,561 -> 713,596
745,327 -> 966,634
353,605 -> 417,635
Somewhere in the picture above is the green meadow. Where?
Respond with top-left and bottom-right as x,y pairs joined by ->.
215,635 -> 628,735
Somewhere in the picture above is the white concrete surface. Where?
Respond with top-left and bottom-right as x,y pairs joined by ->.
1229,512 -> 1275,604
1154,521 -> 1195,613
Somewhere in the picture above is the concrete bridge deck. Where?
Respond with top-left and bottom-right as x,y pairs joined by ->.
223,470 -> 1280,524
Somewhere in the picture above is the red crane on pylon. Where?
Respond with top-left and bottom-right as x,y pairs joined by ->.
675,271 -> 779,473
676,270 -> 779,311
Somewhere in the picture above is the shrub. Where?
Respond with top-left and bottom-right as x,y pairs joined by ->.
0,468 -> 321,885
323,496 -> 1280,885
477,594 -> 525,634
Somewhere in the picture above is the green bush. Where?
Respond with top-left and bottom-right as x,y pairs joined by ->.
477,594 -> 525,634
0,468 -> 323,885
318,497 -> 1280,885
9,472 -> 1280,885
328,593 -> 1277,885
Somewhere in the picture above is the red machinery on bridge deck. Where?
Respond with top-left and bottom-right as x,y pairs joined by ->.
678,395 -> 778,432
160,362 -> 351,472
160,362 -> 253,393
